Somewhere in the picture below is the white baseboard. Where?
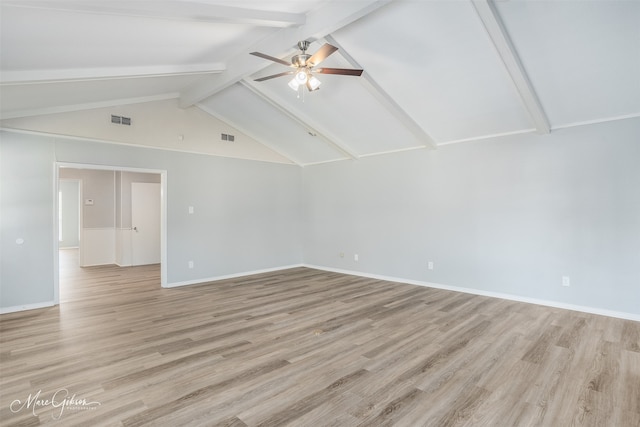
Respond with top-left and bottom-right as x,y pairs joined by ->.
0,301 -> 56,315
303,264 -> 640,322
164,264 -> 305,288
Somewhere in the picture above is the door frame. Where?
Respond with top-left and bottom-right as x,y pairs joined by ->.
58,178 -> 82,251
54,162 -> 167,304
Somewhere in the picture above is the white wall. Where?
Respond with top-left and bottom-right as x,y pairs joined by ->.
0,131 -> 302,312
302,118 -> 640,317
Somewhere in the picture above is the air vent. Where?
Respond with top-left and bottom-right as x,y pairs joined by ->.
111,115 -> 131,126
221,133 -> 235,142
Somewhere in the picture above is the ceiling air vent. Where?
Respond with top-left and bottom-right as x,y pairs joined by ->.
111,115 -> 131,125
221,133 -> 235,142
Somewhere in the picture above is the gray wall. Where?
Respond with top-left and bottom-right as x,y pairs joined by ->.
2,118 -> 638,316
59,168 -> 115,228
1,133 -> 55,308
0,131 -> 302,310
302,118 -> 640,316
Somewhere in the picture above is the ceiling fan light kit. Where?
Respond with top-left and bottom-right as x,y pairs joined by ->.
251,40 -> 363,93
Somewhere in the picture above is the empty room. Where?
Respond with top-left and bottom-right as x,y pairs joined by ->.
1,0 -> 639,426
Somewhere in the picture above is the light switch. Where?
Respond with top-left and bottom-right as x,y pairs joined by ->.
188,206 -> 194,214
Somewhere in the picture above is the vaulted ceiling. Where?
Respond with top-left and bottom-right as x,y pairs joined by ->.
1,0 -> 639,166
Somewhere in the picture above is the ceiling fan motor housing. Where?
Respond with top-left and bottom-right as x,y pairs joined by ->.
292,54 -> 311,67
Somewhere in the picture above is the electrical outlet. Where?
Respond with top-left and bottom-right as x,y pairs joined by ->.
562,276 -> 570,287
188,206 -> 194,214
428,261 -> 434,270
188,261 -> 194,269
354,254 -> 359,262
339,252 -> 344,258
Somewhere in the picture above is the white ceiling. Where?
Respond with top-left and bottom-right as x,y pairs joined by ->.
1,0 -> 639,166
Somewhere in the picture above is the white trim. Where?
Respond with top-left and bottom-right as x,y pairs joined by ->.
472,0 -> 550,134
1,128 -> 296,166
324,35 -> 437,150
303,264 -> 640,322
195,103 -> 301,166
55,162 -> 168,288
300,157 -> 351,167
437,128 -> 536,146
7,263 -> 637,322
1,65 -> 225,85
57,162 -> 166,175
0,301 -> 55,315
240,79 -> 360,161
1,2 -> 305,28
358,145 -> 428,159
301,146 -> 428,166
551,112 -> 640,131
160,171 -> 167,287
164,264 -> 305,288
179,0 -> 394,107
53,165 -> 60,305
1,93 -> 180,120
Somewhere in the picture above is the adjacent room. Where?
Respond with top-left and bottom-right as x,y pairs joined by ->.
1,1 -> 639,425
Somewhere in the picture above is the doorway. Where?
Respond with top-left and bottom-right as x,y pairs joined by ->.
54,163 -> 167,305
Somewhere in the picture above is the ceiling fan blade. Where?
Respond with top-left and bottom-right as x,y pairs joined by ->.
315,68 -> 363,76
307,43 -> 338,67
250,51 -> 292,67
254,71 -> 295,82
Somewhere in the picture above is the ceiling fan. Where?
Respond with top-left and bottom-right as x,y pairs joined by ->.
250,41 -> 363,92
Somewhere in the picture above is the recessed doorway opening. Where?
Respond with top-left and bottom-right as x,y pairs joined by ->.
54,163 -> 167,305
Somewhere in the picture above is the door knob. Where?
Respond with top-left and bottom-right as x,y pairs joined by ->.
133,226 -> 138,232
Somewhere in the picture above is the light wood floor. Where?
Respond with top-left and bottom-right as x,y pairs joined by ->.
1,250 -> 639,426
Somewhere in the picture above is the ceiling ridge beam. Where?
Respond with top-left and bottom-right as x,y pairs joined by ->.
2,1 -> 305,28
240,79 -> 359,160
324,35 -> 437,149
1,64 -> 226,85
195,103 -> 302,166
179,0 -> 395,108
472,0 -> 550,134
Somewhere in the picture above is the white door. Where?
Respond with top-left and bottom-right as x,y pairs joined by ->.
131,182 -> 161,266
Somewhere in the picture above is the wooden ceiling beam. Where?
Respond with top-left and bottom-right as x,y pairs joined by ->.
239,79 -> 359,161
0,64 -> 226,85
2,1 -> 305,28
324,35 -> 437,149
179,0 -> 395,108
472,0 -> 550,134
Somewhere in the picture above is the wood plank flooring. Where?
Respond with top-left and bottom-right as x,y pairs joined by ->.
1,250 -> 639,426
